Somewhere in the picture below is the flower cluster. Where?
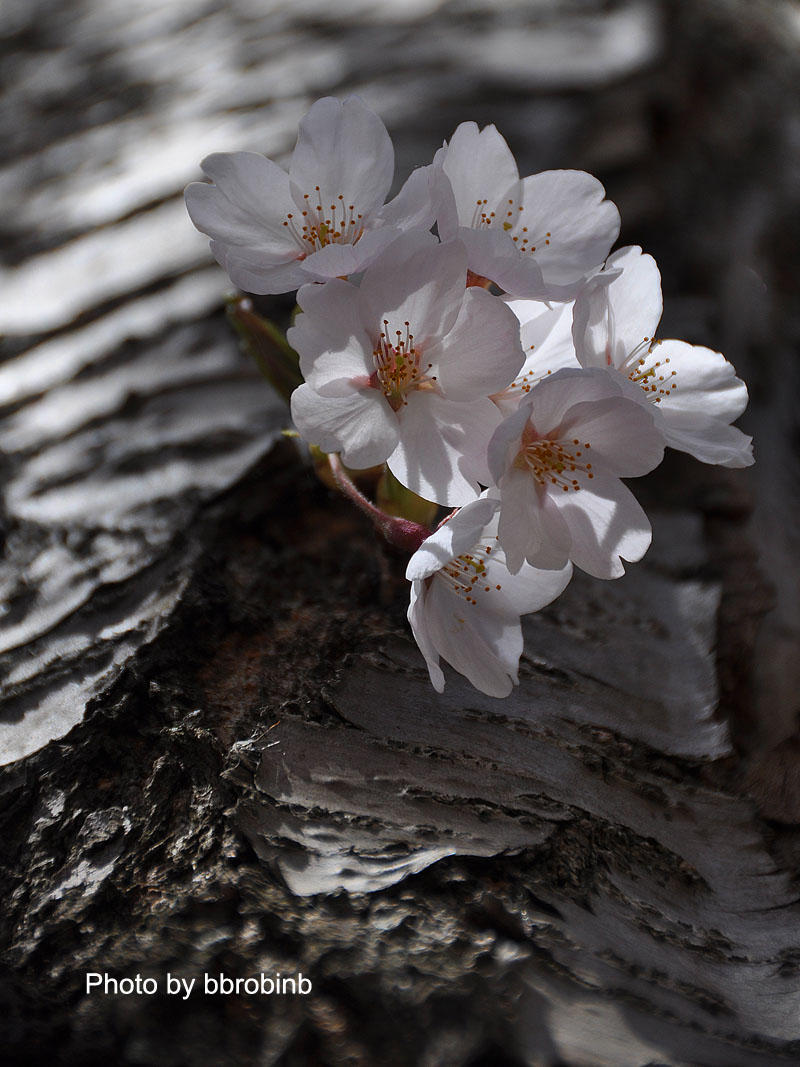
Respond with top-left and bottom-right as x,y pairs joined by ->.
186,96 -> 753,699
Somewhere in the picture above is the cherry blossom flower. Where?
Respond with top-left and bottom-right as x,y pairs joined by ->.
434,122 -> 620,300
572,245 -> 754,467
487,368 -> 664,578
185,96 -> 443,294
406,496 -> 572,697
289,232 -> 525,506
491,298 -> 581,416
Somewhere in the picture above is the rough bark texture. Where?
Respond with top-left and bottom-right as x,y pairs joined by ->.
2,1 -> 800,1064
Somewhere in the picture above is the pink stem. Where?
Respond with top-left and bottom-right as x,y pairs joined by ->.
328,454 -> 431,553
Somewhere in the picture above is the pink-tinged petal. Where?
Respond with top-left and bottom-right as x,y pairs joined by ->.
208,240 -> 309,295
427,287 -> 524,401
290,383 -> 399,470
389,392 -> 501,506
358,232 -> 464,345
288,280 -> 374,393
298,226 -> 401,281
375,164 -> 445,232
437,122 -> 520,226
458,227 -> 547,299
186,152 -> 298,256
557,394 -> 664,478
487,398 -> 531,485
641,339 -> 749,422
289,96 -> 394,216
552,471 -> 651,579
406,496 -> 499,581
661,411 -> 754,467
518,170 -> 620,294
407,581 -> 446,693
424,578 -> 521,698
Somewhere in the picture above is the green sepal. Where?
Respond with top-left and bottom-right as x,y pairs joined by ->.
376,466 -> 439,529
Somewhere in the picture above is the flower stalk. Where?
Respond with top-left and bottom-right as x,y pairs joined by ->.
328,454 -> 431,553
226,296 -> 302,405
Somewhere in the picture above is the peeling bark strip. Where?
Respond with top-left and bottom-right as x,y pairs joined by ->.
2,0 -> 800,1064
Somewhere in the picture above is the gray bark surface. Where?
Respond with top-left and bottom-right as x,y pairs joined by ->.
1,1 -> 799,1064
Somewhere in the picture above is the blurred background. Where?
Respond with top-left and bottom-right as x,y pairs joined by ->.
2,0 -> 800,1063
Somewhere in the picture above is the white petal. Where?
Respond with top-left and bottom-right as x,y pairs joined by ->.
358,232 -> 464,345
424,578 -> 520,698
458,226 -> 546,298
496,468 -> 572,574
518,170 -> 620,293
642,339 -> 749,422
407,581 -> 446,693
289,96 -> 394,216
288,280 -> 374,394
557,394 -> 664,477
525,367 -> 623,435
518,300 -> 575,359
491,303 -> 580,414
496,467 -> 541,574
290,383 -> 398,470
490,557 -> 573,616
437,122 -> 520,225
389,393 -> 501,506
553,471 -> 651,579
406,496 -> 499,580
427,287 -> 524,401
487,398 -> 532,485
375,164 -> 445,232
605,246 -> 663,366
208,240 -> 309,295
523,493 -> 574,572
297,226 -> 401,281
186,152 -> 298,256
571,269 -> 618,370
661,412 -> 754,467
519,302 -> 582,378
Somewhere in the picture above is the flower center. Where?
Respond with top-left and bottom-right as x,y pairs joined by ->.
372,320 -> 437,412
515,430 -> 594,492
471,197 -> 551,254
437,538 -> 503,607
623,340 -> 678,404
282,188 -> 365,254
